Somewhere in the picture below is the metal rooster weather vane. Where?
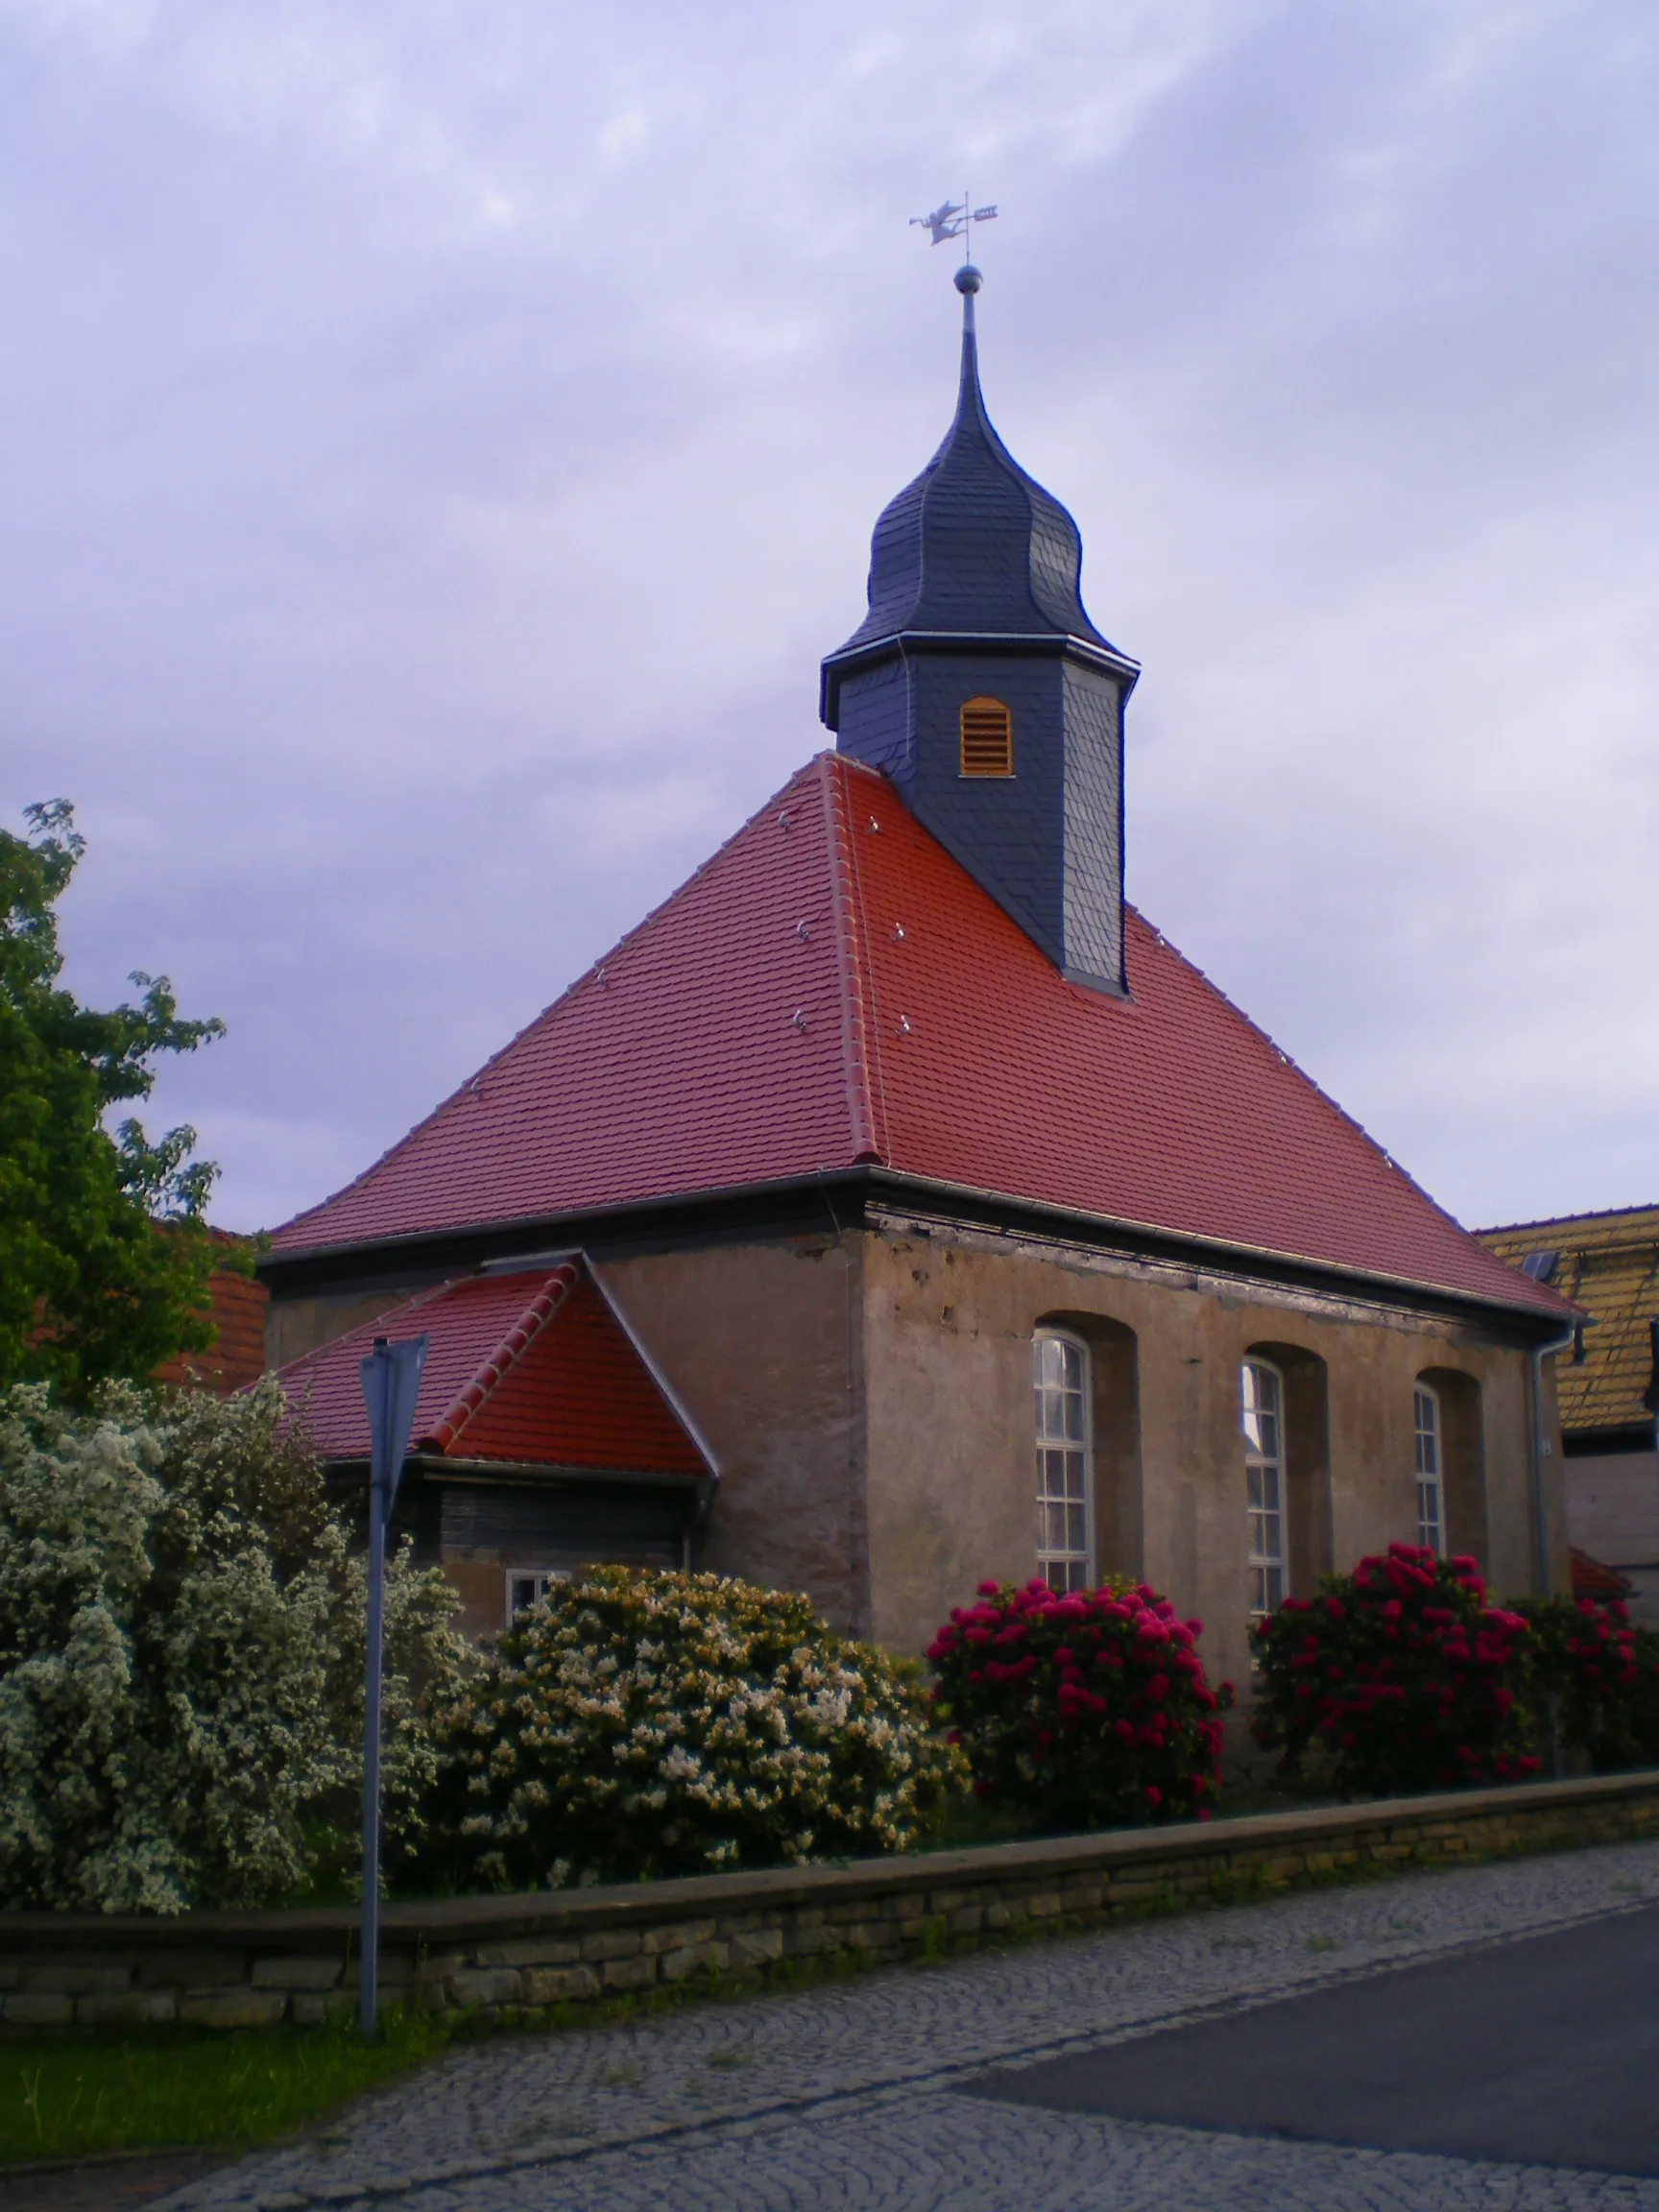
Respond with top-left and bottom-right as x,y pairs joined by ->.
910,193 -> 998,262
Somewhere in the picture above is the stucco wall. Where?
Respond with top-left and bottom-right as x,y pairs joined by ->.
266,1284 -> 437,1370
858,1222 -> 1565,1689
261,1221 -> 1567,1679
592,1234 -> 870,1635
1567,1447 -> 1659,1628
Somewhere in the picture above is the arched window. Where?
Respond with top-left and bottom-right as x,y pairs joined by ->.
1241,1358 -> 1287,1616
1414,1383 -> 1445,1555
960,696 -> 1014,777
1034,1330 -> 1093,1591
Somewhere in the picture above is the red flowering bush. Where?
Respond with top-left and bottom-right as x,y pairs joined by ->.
1251,1544 -> 1540,1796
926,1578 -> 1233,1830
1514,1596 -> 1659,1772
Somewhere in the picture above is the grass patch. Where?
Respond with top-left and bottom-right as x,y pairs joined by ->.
0,2008 -> 452,2165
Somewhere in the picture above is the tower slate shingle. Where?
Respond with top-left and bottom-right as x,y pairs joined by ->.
821,266 -> 1140,995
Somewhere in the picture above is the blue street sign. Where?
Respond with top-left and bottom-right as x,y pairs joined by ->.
357,1333 -> 428,2038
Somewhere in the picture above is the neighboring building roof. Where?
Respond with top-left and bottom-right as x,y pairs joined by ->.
272,1259 -> 712,1478
156,1230 -> 269,1397
820,274 -> 1132,723
270,757 -> 1568,1324
1478,1206 -> 1659,1435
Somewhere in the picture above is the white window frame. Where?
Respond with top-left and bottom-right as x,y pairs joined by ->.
504,1567 -> 567,1626
1414,1383 -> 1446,1555
1034,1329 -> 1094,1592
1242,1358 -> 1288,1617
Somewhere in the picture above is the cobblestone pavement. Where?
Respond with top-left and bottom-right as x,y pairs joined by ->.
161,1838 -> 1659,2211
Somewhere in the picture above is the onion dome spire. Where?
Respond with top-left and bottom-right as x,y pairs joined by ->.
821,264 -> 1129,719
820,268 -> 1139,998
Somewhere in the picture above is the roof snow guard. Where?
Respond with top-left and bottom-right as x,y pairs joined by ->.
272,1258 -> 714,1480
270,757 -> 1574,1328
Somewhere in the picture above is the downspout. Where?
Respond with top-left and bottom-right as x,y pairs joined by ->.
1530,1327 -> 1575,1598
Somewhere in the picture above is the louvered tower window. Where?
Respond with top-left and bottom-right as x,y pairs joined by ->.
959,696 -> 1014,777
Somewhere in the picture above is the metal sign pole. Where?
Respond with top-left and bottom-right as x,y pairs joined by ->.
357,1333 -> 428,2039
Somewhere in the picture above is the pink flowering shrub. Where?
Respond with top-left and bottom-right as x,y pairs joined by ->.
1514,1596 -> 1659,1772
926,1578 -> 1233,1830
1251,1544 -> 1540,1796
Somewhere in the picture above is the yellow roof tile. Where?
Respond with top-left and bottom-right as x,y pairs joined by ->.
1478,1205 -> 1659,1435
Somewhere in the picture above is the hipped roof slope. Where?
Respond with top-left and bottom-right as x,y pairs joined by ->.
273,1261 -> 710,1476
273,756 -> 1567,1322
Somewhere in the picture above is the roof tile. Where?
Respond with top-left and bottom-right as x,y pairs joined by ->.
273,1263 -> 709,1476
272,756 -> 1570,1320
1479,1207 -> 1659,1431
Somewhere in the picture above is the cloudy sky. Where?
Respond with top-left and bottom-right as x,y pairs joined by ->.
4,0 -> 1655,1238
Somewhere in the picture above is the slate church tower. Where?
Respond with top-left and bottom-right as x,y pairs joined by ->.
820,265 -> 1140,996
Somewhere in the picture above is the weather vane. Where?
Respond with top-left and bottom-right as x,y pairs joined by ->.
910,193 -> 998,263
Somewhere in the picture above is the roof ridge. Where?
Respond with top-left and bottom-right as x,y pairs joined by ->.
816,755 -> 882,1165
425,1262 -> 581,1453
1477,1202 -> 1659,1238
271,761 -> 830,1244
834,756 -> 896,1163
1125,904 -> 1575,1316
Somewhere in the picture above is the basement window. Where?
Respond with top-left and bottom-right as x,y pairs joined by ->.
505,1568 -> 566,1625
1034,1330 -> 1094,1591
960,696 -> 1014,778
1241,1359 -> 1287,1617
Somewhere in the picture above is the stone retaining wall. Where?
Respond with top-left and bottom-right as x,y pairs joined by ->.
4,1770 -> 1656,2031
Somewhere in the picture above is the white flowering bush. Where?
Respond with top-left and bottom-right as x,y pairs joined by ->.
0,1380 -> 471,1913
421,1567 -> 965,1891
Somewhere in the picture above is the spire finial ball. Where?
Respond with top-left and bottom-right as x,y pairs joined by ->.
954,263 -> 982,295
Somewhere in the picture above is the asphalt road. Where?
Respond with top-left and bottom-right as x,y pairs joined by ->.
969,1898 -> 1659,2176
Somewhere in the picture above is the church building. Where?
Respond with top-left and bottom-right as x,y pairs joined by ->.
262,266 -> 1575,1698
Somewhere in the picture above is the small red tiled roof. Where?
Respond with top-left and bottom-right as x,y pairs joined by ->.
156,1268 -> 269,1397
273,1261 -> 710,1477
271,756 -> 1570,1321
1570,1548 -> 1634,1602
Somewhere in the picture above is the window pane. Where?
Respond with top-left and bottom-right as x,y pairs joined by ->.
1034,1333 -> 1093,1586
1242,1361 -> 1283,1455
1417,1477 -> 1444,1555
1244,1361 -> 1288,1617
1414,1387 -> 1441,1478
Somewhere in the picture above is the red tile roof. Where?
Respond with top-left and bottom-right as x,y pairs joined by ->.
271,755 -> 1569,1321
273,1261 -> 711,1477
156,1268 -> 269,1397
1570,1547 -> 1634,1602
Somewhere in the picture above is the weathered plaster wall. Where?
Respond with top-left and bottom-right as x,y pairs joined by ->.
263,1236 -> 865,1638
859,1223 -> 1564,1690
266,1285 -> 436,1371
1567,1447 -> 1659,1629
261,1221 -> 1566,1681
592,1234 -> 869,1636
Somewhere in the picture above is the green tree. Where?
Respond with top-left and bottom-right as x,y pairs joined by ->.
0,800 -> 226,1399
